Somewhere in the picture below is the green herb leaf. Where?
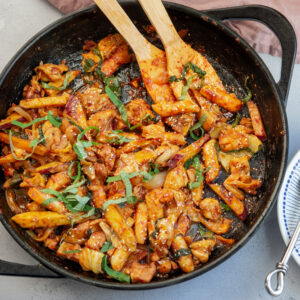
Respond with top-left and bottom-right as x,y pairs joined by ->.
106,131 -> 132,144
47,111 -> 62,127
68,161 -> 82,184
102,197 -> 128,211
84,59 -> 96,73
11,116 -> 48,129
77,126 -> 99,141
63,249 -> 82,254
149,163 -> 160,176
179,75 -> 197,100
38,126 -> 46,145
73,141 -> 88,160
106,171 -> 151,183
198,223 -> 214,238
129,114 -> 151,131
189,114 -> 207,140
242,76 -> 252,103
169,62 -> 206,83
42,73 -> 70,91
101,255 -> 130,283
100,241 -> 114,253
220,202 -> 231,212
174,248 -> 191,260
105,86 -> 129,126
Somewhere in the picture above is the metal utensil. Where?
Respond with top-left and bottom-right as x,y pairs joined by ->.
265,219 -> 300,296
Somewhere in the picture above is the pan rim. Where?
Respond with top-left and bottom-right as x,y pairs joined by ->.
0,1 -> 288,289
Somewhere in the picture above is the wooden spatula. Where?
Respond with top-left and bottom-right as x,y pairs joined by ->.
137,0 -> 243,112
94,0 -> 200,117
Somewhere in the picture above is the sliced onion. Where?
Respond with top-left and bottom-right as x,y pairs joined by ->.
143,171 -> 167,190
26,228 -> 54,242
8,106 -> 32,122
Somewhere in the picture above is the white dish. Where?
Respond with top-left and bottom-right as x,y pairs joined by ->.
277,150 -> 300,266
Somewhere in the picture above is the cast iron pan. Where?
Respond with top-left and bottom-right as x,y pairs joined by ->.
0,0 -> 296,289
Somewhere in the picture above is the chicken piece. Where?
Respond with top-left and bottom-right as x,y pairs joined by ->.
186,167 -> 204,207
20,173 -> 46,188
87,109 -> 117,132
224,156 -> 262,195
23,75 -> 44,99
79,89 -> 115,116
125,98 -> 154,126
101,43 -> 131,76
164,113 -> 195,136
219,125 -> 249,152
89,180 -> 107,208
57,242 -> 81,262
35,63 -> 68,82
127,262 -> 156,283
192,91 -> 224,132
164,165 -> 188,190
94,144 -> 116,172
175,214 -> 191,236
190,239 -> 216,263
199,198 -> 222,222
202,139 -> 220,182
85,232 -> 106,251
98,33 -> 127,60
156,258 -> 172,274
142,124 -> 186,146
172,234 -> 194,273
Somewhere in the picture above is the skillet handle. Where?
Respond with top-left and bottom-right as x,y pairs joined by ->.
203,5 -> 297,103
0,259 -> 61,278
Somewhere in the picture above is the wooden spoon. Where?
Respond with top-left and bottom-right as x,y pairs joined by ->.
94,0 -> 200,117
137,0 -> 243,112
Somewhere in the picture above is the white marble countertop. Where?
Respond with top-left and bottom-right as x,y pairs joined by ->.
0,0 -> 300,299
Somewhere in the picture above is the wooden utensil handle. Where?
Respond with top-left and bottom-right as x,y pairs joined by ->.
138,0 -> 181,47
94,0 -> 150,59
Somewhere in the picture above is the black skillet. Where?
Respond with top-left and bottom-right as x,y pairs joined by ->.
0,0 -> 296,289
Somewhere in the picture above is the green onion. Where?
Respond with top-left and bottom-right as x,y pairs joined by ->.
41,73 -> 70,91
232,112 -> 240,128
92,47 -> 102,59
83,59 -> 96,73
189,114 -> 207,140
100,241 -> 114,253
174,248 -> 191,260
187,156 -> 210,190
242,76 -> 252,103
101,255 -> 130,283
105,86 -> 129,126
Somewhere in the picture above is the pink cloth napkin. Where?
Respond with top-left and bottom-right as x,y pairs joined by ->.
48,0 -> 299,63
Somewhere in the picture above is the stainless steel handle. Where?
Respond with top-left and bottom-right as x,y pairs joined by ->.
265,219 -> 300,296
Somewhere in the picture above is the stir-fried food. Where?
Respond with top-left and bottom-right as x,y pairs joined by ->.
0,33 -> 266,283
